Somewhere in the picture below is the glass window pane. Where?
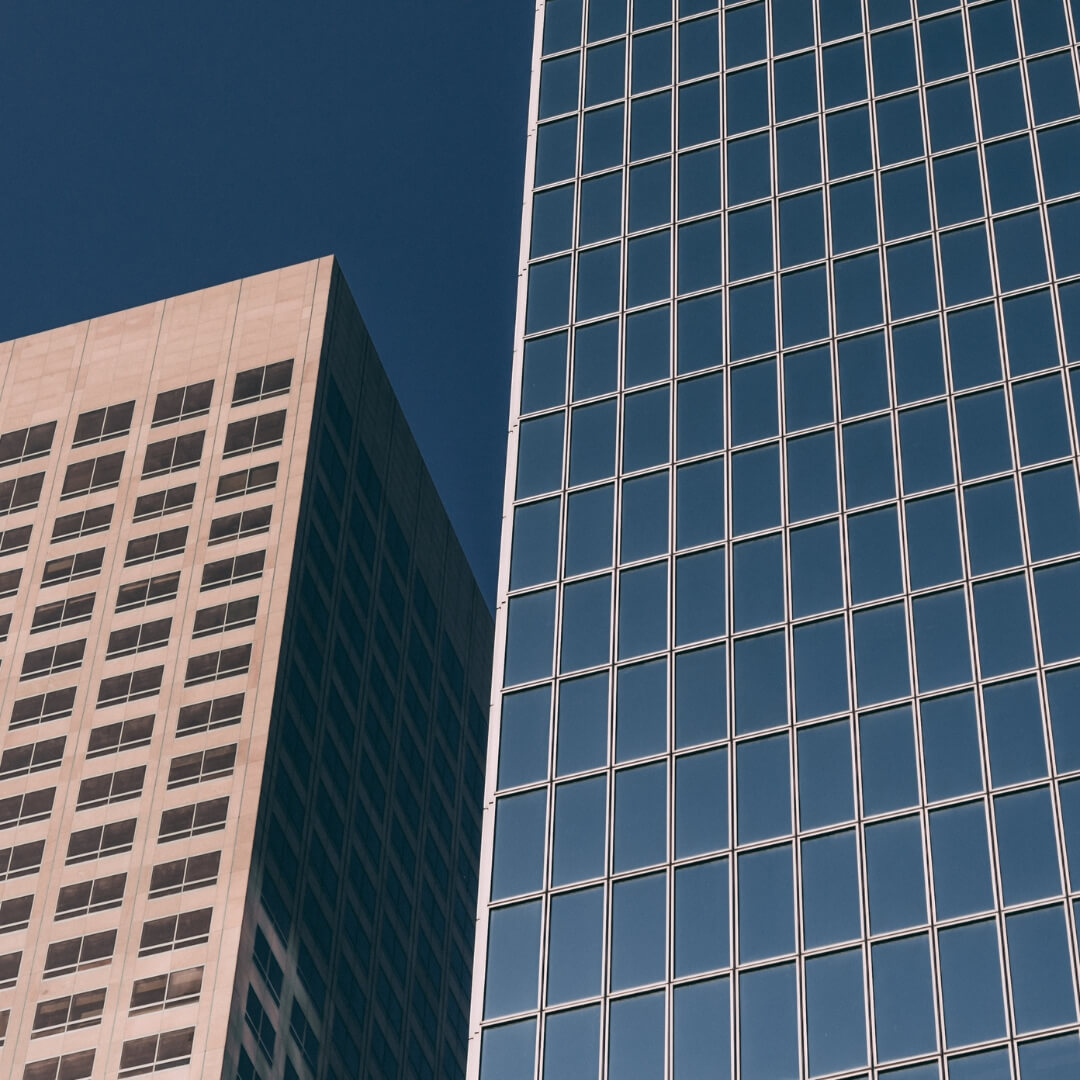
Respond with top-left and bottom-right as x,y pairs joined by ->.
621,471 -> 669,563
783,344 -> 833,431
984,677 -> 1047,787
798,720 -> 854,829
609,992 -> 665,1080
557,672 -> 608,776
484,902 -> 542,1018
920,691 -> 983,801
843,417 -> 896,508
731,358 -> 778,445
1047,665 -> 1080,773
734,630 -> 788,733
866,815 -> 927,933
547,887 -> 605,1005
565,484 -> 615,576
790,519 -> 845,617
499,686 -> 551,790
793,617 -> 849,720
553,776 -> 607,885
731,443 -> 782,534
1023,466 -> 1080,561
963,478 -> 1023,574
929,802 -> 995,920
676,371 -> 723,458
860,704 -> 919,814
676,546 -> 726,645
853,604 -> 911,707
522,332 -> 568,413
994,786 -> 1062,904
611,872 -> 667,990
512,498 -> 561,588
674,643 -> 726,748
734,534 -> 784,631
938,920 -> 1007,1049
736,733 -> 791,842
505,589 -> 556,686
738,843 -> 795,962
675,860 -> 729,977
543,1007 -> 600,1080
871,934 -> 938,1061
801,830 -> 862,948
787,431 -> 838,521
619,561 -> 668,659
574,319 -> 619,400
614,762 -> 667,870
806,949 -> 868,1075
675,747 -> 728,857
481,1019 -> 535,1080
906,492 -> 963,588
912,588 -> 971,693
972,574 -> 1035,677
739,964 -> 799,1079
493,790 -> 547,899
676,457 -> 724,548
1006,905 -> 1078,1033
616,658 -> 667,762
570,399 -> 617,485
560,575 -> 612,673
673,978 -> 731,1080
1018,1034 -> 1080,1079
1034,559 -> 1080,663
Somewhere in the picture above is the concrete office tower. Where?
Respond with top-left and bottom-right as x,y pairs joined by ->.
0,257 -> 492,1080
471,0 -> 1080,1077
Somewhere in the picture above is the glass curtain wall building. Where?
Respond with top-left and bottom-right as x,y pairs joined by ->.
471,0 -> 1080,1077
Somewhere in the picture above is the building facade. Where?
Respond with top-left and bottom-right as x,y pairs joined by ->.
471,0 -> 1080,1078
0,257 -> 492,1080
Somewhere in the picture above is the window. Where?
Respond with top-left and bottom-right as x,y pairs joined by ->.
51,504 -> 113,542
0,567 -> 20,598
11,686 -> 76,729
193,596 -> 259,637
133,482 -> 195,521
138,908 -> 212,956
118,1028 -> 195,1077
106,617 -> 172,659
201,550 -> 265,591
20,1049 -> 95,1080
75,766 -> 145,810
21,639 -> 85,680
72,400 -> 135,446
0,951 -> 21,990
0,523 -> 32,555
0,613 -> 9,643
43,929 -> 116,977
116,571 -> 180,612
0,786 -> 55,829
245,985 -> 277,1062
0,1007 -> 7,1047
96,666 -> 164,707
216,462 -> 278,501
152,379 -> 214,426
148,851 -> 221,898
65,818 -> 137,865
289,999 -> 320,1072
184,644 -> 252,686
0,472 -> 45,516
0,735 -> 65,779
223,410 -> 287,458
31,988 -> 107,1037
0,893 -> 32,933
253,926 -> 283,1002
167,744 -> 237,788
41,547 -> 104,586
54,873 -> 126,920
158,796 -> 229,842
141,432 -> 205,478
60,451 -> 124,499
176,693 -> 244,736
129,967 -> 203,1015
124,525 -> 187,566
0,420 -> 55,466
31,593 -> 95,633
0,839 -> 45,881
86,715 -> 154,758
233,359 -> 294,405
209,505 -> 272,544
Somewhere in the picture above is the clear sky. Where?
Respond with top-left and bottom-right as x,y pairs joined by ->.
0,3 -> 534,606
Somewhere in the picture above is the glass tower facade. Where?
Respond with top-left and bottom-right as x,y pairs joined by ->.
471,0 -> 1080,1077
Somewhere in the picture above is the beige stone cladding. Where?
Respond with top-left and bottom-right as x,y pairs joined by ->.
0,257 -> 331,1077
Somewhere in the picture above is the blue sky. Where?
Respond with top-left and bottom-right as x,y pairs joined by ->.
0,3 -> 534,604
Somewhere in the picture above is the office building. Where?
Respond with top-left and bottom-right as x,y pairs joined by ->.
472,0 -> 1080,1077
0,257 -> 492,1079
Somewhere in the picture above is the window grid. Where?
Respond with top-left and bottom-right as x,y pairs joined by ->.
481,0 -> 1080,1077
